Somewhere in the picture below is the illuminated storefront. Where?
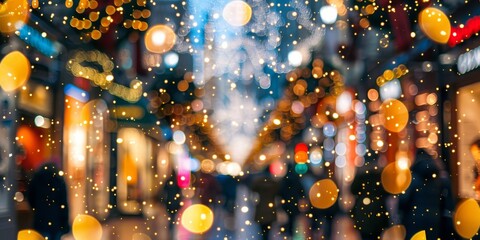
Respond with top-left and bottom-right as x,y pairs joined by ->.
64,95 -> 111,220
448,43 -> 480,201
116,128 -> 165,215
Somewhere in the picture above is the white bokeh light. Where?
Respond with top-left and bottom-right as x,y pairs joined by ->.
152,31 -> 166,46
320,5 -> 338,24
288,50 -> 303,67
164,52 -> 179,67
173,130 -> 186,145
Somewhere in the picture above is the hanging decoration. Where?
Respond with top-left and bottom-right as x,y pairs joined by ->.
67,50 -> 143,102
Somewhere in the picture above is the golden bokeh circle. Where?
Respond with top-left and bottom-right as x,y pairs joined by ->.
91,30 -> 102,40
294,151 -> 308,163
379,99 -> 409,133
308,179 -> 339,209
381,162 -> 412,194
383,70 -> 394,81
410,230 -> 427,240
0,51 -> 31,92
17,229 -> 45,240
418,7 -> 451,44
222,1 -> 252,27
72,214 -> 103,240
144,24 -> 176,54
453,198 -> 480,239
0,0 -> 29,33
181,204 -> 214,234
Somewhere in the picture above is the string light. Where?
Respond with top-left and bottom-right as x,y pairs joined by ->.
67,50 -> 143,102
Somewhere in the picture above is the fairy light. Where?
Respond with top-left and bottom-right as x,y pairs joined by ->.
67,50 -> 143,102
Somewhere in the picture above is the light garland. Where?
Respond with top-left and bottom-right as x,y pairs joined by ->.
376,64 -> 408,87
31,0 -> 151,40
67,50 -> 143,102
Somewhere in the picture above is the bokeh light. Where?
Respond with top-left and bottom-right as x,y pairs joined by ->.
0,51 -> 31,92
0,0 -> 29,33
17,229 -> 45,240
410,230 -> 427,240
294,151 -> 308,164
269,159 -> 286,176
381,162 -> 412,194
323,122 -> 337,137
222,1 -> 252,27
379,99 -> 409,133
173,130 -> 186,145
144,24 -> 176,54
381,225 -> 406,240
418,7 -> 451,44
308,179 -> 339,209
453,198 -> 480,239
164,52 -> 179,68
295,143 -> 308,153
181,204 -> 214,234
295,163 -> 308,174
72,214 -> 103,240
288,50 -> 303,67
320,5 -> 337,24
310,147 -> 323,165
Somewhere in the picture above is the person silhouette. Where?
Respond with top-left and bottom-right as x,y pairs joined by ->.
350,152 -> 390,240
399,149 -> 453,239
251,167 -> 280,240
279,163 -> 304,238
158,169 -> 183,238
27,162 -> 70,240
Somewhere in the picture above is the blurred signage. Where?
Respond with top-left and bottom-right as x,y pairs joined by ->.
16,25 -> 61,57
64,84 -> 89,103
111,105 -> 145,119
18,82 -> 53,117
457,46 -> 480,74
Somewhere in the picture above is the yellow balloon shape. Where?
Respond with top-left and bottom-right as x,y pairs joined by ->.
453,198 -> 480,239
410,230 -> 427,240
0,0 -> 29,33
17,229 -> 45,240
180,204 -> 214,234
380,99 -> 409,133
132,233 -> 152,240
72,214 -> 103,240
381,225 -> 406,240
0,51 -> 31,91
144,25 -> 176,54
222,1 -> 252,27
418,7 -> 451,44
308,179 -> 339,209
381,162 -> 412,194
